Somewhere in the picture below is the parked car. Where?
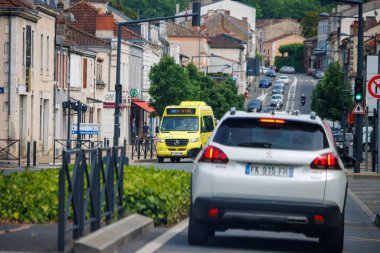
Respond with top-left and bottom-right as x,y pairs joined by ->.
247,99 -> 263,112
260,66 -> 270,74
334,132 -> 354,154
273,80 -> 285,88
279,75 -> 290,85
280,66 -> 296,74
259,77 -> 271,88
188,109 -> 355,253
314,70 -> 325,79
266,70 -> 276,77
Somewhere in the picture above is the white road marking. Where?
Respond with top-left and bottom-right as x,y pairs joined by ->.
348,189 -> 376,222
285,76 -> 298,113
135,218 -> 189,253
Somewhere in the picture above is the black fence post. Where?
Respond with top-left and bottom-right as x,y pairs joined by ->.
144,139 -> 147,159
150,138 -> 153,159
33,140 -> 36,166
92,148 -> 101,231
18,140 -> 21,167
27,142 -> 30,167
58,151 -> 66,252
124,138 -> 129,165
137,138 -> 141,160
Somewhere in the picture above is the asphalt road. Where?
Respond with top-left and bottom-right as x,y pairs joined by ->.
123,160 -> 380,253
122,74 -> 380,253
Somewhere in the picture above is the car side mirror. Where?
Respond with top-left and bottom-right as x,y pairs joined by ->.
187,148 -> 202,159
341,155 -> 356,169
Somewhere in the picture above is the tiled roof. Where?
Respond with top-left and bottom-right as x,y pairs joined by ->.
113,23 -> 142,40
264,34 -> 304,44
184,11 -> 250,42
167,21 -> 202,37
66,1 -> 141,40
256,18 -> 298,28
66,25 -> 110,47
65,1 -> 99,35
70,0 -> 107,3
0,0 -> 35,9
209,34 -> 244,49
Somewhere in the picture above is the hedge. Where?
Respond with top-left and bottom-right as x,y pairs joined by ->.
0,166 -> 191,225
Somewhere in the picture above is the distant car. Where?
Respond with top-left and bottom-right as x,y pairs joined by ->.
280,66 -> 296,74
260,66 -> 270,74
259,78 -> 271,88
262,106 -> 276,113
279,75 -> 290,85
272,86 -> 284,95
314,70 -> 325,79
270,94 -> 284,107
247,99 -> 263,112
273,80 -> 284,88
266,70 -> 276,77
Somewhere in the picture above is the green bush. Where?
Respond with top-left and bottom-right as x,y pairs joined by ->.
0,166 -> 191,226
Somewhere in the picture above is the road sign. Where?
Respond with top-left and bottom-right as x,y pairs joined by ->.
72,123 -> 99,135
367,75 -> 380,99
352,103 -> 365,114
130,88 -> 139,98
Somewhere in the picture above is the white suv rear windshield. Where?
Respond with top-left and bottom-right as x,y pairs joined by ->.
213,118 -> 329,151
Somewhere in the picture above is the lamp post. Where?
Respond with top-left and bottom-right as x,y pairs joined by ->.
113,3 -> 201,146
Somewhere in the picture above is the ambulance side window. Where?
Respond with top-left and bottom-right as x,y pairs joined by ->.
202,116 -> 214,132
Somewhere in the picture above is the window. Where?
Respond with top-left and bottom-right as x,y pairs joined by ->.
4,62 -> 9,73
96,60 -> 103,82
46,36 -> 49,72
31,31 -> 34,67
23,28 -> 25,66
83,58 -> 87,88
4,24 -> 9,34
4,42 -> 9,53
202,116 -> 214,132
56,52 -> 61,88
40,34 -> 43,72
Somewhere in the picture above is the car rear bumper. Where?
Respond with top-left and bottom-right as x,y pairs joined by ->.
192,197 -> 343,235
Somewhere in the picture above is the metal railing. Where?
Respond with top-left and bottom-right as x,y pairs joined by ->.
58,144 -> 126,252
53,139 -> 103,165
0,139 -> 21,167
131,136 -> 156,160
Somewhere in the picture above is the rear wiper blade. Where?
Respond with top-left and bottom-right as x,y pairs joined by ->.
237,142 -> 272,148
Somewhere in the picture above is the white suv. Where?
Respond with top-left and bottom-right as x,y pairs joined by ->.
188,109 -> 355,253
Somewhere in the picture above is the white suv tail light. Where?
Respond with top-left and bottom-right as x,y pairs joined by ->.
199,145 -> 229,163
310,152 -> 341,170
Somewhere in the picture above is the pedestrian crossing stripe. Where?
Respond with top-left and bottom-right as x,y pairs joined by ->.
352,103 -> 365,114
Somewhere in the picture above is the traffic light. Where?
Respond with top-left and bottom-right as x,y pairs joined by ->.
192,2 -> 201,27
354,77 -> 363,102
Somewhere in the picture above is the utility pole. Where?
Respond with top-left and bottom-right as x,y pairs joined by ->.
113,2 -> 201,146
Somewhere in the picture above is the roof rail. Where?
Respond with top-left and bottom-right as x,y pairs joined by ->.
310,111 -> 316,120
230,107 -> 236,115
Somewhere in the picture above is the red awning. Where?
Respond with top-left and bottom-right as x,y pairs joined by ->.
133,101 -> 155,113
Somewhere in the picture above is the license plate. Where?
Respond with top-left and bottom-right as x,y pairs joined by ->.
171,152 -> 182,156
245,164 -> 294,177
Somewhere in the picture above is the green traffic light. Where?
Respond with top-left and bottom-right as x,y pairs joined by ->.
355,93 -> 362,101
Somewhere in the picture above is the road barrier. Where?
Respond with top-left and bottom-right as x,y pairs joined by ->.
0,139 -> 20,167
131,136 -> 155,160
58,143 -> 126,252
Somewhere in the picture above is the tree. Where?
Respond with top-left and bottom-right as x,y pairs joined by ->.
300,11 -> 319,38
311,62 -> 353,122
149,56 -> 191,118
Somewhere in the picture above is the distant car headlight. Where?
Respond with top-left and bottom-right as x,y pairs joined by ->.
190,138 -> 199,143
157,138 -> 164,143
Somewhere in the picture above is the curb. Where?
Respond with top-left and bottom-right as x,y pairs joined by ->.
74,214 -> 154,253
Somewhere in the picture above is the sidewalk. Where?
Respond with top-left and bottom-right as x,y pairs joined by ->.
0,144 -> 157,173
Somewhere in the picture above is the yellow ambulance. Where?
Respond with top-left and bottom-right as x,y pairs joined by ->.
156,101 -> 215,163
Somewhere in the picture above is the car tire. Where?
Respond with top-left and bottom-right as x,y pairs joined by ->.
188,206 -> 211,245
158,156 -> 164,163
319,215 -> 344,253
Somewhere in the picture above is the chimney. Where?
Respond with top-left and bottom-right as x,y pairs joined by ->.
225,10 -> 230,16
57,1 -> 64,12
242,17 -> 248,23
176,3 -> 180,13
96,14 -> 114,38
366,16 -> 377,29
